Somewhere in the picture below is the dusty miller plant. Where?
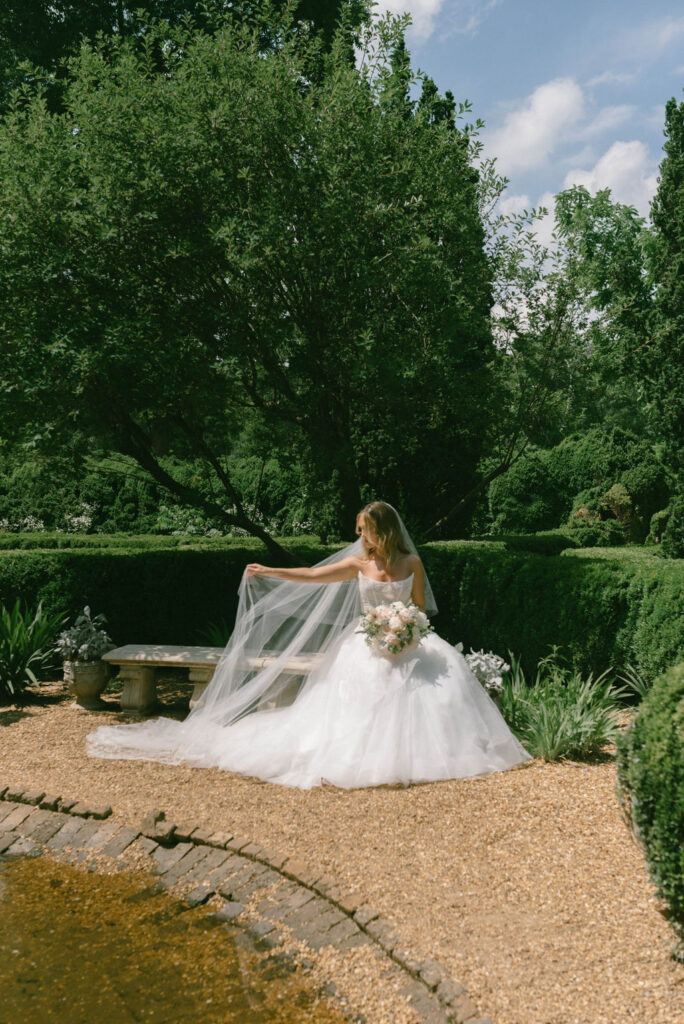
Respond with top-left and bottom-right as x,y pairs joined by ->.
57,607 -> 114,663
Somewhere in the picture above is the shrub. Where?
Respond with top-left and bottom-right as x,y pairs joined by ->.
601,482 -> 637,540
648,508 -> 671,546
488,532 -> 579,556
617,662 -> 684,958
500,650 -> 625,760
0,600 -> 66,700
566,483 -> 639,544
661,495 -> 684,559
489,429 -> 670,542
549,427 -> 654,495
564,518 -> 626,547
488,449 -> 566,534
619,461 -> 670,530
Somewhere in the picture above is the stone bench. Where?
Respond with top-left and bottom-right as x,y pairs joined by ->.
102,645 -> 321,713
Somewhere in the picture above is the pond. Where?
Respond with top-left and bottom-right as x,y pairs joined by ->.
0,855 -> 347,1024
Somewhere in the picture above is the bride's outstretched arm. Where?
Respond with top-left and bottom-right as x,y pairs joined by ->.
244,556 -> 360,583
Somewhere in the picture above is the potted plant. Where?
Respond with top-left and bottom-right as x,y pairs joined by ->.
57,607 -> 115,708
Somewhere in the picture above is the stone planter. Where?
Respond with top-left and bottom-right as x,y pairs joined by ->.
63,659 -> 110,709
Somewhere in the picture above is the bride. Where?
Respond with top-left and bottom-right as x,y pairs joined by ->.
87,502 -> 532,787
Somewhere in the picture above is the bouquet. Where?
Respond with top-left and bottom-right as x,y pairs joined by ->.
358,601 -> 433,656
455,644 -> 509,696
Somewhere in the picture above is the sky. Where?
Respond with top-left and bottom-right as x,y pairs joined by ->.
374,0 -> 684,240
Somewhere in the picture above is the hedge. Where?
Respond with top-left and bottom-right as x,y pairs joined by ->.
0,532 -> 291,551
616,662 -> 684,956
0,539 -> 335,651
0,536 -> 682,679
420,542 -> 684,678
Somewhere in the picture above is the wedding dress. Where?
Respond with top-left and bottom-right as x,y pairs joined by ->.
88,566 -> 532,789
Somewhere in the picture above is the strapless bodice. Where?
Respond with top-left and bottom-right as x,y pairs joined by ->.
357,571 -> 414,611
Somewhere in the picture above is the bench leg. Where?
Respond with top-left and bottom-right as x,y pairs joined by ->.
188,667 -> 215,710
258,674 -> 304,710
119,666 -> 157,713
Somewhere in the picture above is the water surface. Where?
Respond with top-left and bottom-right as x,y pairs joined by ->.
0,855 -> 347,1024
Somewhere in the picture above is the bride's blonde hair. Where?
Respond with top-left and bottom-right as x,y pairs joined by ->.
355,501 -> 410,568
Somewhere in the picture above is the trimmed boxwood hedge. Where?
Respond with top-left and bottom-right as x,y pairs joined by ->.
616,663 -> 684,956
0,532 -> 284,551
420,542 -> 684,678
0,537 -> 681,678
0,538 -> 336,651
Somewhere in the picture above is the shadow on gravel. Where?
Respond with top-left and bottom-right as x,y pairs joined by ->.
0,707 -> 37,727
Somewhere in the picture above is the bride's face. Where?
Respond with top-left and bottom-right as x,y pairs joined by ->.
357,515 -> 379,552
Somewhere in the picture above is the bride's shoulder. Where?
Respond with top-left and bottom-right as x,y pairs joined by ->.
344,554 -> 366,572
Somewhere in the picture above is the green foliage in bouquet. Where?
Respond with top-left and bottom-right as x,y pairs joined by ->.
617,662 -> 684,959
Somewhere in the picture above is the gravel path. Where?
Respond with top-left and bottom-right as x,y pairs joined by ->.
2,684 -> 682,1024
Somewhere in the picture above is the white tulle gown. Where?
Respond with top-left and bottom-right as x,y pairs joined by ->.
88,572 -> 532,788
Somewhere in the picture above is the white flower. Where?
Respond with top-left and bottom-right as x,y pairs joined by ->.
464,649 -> 510,694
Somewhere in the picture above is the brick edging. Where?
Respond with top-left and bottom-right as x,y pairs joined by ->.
0,785 -> 494,1024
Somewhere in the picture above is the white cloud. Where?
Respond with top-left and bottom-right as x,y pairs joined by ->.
558,144 -> 596,168
615,16 -> 684,63
373,0 -> 501,42
373,0 -> 446,41
586,70 -> 637,88
579,105 -> 636,139
486,78 -> 585,174
446,0 -> 503,36
563,140 -> 658,216
499,193 -> 530,216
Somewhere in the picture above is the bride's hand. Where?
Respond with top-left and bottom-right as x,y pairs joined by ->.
245,563 -> 269,577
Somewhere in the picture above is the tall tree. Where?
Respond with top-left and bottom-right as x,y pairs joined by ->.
649,96 -> 684,479
0,7 -> 495,548
551,185 -> 654,437
0,1 -> 367,111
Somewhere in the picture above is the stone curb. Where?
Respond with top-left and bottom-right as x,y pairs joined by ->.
0,786 -> 494,1024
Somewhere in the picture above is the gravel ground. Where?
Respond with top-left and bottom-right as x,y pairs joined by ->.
2,682 -> 683,1024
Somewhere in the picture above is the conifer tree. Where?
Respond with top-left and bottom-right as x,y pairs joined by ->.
650,97 -> 684,477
